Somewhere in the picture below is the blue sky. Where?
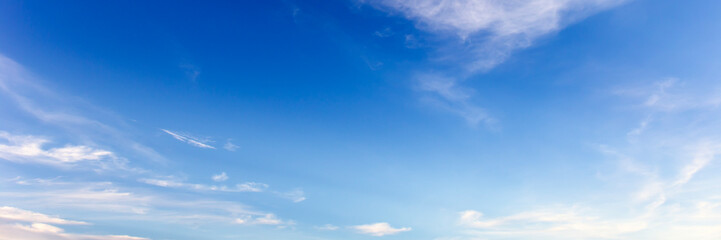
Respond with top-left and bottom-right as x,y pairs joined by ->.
1,0 -> 721,239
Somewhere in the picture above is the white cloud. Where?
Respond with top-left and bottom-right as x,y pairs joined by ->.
0,131 -> 120,169
626,116 -> 651,141
365,0 -> 625,71
7,176 -> 64,186
212,172 -> 229,182
223,140 -> 239,151
160,129 -> 215,149
0,206 -> 87,225
254,214 -> 284,225
369,0 -> 621,37
147,176 -> 303,203
458,208 -> 646,239
139,178 -> 268,193
352,222 -> 411,236
234,214 -> 288,226
0,206 -> 148,240
672,142 -> 720,187
0,179 -> 288,227
616,78 -> 721,112
0,186 -> 151,215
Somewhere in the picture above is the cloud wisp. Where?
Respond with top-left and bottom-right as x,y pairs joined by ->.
0,178 -> 294,227
139,178 -> 268,193
415,73 -> 493,126
0,206 -> 88,225
276,189 -> 307,203
223,140 -> 239,151
161,129 -> 215,149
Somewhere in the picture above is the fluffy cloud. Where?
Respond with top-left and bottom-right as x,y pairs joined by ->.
352,222 -> 411,236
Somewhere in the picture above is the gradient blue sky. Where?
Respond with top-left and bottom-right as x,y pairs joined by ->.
1,0 -> 721,239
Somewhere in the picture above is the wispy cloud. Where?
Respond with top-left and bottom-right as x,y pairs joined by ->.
276,189 -> 306,203
0,206 -> 148,240
141,175 -> 306,202
458,207 -> 646,239
416,73 -> 492,126
0,183 -> 152,215
161,129 -> 215,149
615,78 -> 721,112
672,142 -> 720,187
0,131 -> 131,171
234,214 -> 289,226
0,206 -> 88,225
139,178 -> 268,193
365,0 -> 625,71
223,140 -> 239,151
212,172 -> 229,182
351,222 -> 411,236
0,178 -> 289,227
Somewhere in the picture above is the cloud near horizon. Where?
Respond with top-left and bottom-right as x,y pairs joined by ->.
351,222 -> 411,236
0,206 -> 148,240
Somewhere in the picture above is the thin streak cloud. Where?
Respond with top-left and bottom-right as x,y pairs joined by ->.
161,129 -> 215,149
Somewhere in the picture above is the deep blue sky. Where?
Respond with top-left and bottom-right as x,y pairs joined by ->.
1,0 -> 721,239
